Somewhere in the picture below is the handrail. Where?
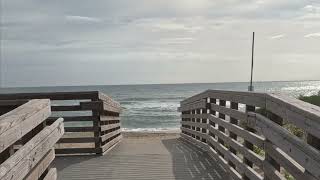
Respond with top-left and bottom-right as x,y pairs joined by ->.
0,91 -> 122,155
179,90 -> 320,180
0,99 -> 64,180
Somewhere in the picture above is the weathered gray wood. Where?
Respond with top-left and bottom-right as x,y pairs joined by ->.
47,116 -> 98,122
99,116 -> 120,122
98,92 -> 121,109
24,149 -> 55,180
248,113 -> 320,179
180,132 -> 208,150
58,137 -> 97,143
80,101 -> 121,113
100,123 -> 120,132
0,91 -> 122,156
43,168 -> 57,180
179,99 -> 206,112
101,134 -> 122,153
264,142 -> 317,180
0,91 -> 99,100
263,161 -> 286,180
183,114 -> 265,148
0,118 -> 64,180
0,100 -> 28,106
180,90 -> 209,105
64,126 -> 95,132
208,114 -> 265,148
210,103 -> 247,121
206,136 -> 263,180
208,125 -> 263,167
55,148 -> 97,154
55,136 -> 230,180
181,121 -> 208,129
180,127 -> 207,141
266,93 -> 320,139
206,90 -> 266,107
180,90 -> 320,180
205,146 -> 242,180
0,99 -> 51,153
100,129 -> 121,142
51,105 -> 82,111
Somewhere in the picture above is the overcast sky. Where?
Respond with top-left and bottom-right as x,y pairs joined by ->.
1,0 -> 320,87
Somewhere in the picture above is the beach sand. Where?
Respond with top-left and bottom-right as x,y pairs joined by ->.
122,130 -> 180,138
55,130 -> 181,149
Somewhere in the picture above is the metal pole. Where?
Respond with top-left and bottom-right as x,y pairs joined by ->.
248,32 -> 255,92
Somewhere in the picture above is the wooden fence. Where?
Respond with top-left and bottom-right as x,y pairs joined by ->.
179,90 -> 320,180
0,99 -> 64,180
0,91 -> 122,155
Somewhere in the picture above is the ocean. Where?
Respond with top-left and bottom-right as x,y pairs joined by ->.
1,81 -> 319,131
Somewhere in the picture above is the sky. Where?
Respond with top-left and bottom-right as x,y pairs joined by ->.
0,0 -> 320,87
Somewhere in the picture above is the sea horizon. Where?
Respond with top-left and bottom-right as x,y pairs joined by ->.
1,79 -> 320,89
1,80 -> 319,132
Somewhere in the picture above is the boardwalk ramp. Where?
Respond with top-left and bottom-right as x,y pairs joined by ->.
53,135 -> 229,180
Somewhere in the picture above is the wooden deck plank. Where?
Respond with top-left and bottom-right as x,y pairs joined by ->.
53,136 -> 230,180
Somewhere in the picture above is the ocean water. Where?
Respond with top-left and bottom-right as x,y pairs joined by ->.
1,81 -> 319,131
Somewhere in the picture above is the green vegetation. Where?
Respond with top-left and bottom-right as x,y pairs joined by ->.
284,170 -> 295,180
283,123 -> 304,138
253,145 -> 265,156
298,91 -> 320,106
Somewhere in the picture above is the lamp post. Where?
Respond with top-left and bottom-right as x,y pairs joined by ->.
248,32 -> 255,92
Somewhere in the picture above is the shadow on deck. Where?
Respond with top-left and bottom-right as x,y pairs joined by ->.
53,136 -> 229,180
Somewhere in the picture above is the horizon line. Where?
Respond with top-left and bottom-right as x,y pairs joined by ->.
1,79 -> 319,89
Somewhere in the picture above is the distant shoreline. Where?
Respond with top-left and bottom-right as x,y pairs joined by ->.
122,130 -> 180,138
2,79 -> 320,89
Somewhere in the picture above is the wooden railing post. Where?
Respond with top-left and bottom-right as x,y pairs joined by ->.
201,98 -> 209,144
93,110 -> 102,155
264,112 -> 283,180
307,133 -> 320,151
209,98 -> 216,140
218,99 -> 226,146
228,101 -> 238,169
0,99 -> 63,180
243,104 -> 255,179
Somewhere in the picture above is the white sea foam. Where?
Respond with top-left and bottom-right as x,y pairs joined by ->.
122,127 -> 180,132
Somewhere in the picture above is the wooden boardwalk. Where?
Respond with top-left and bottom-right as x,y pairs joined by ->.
53,135 -> 229,180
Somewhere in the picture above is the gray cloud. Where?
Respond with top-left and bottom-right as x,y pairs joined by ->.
1,0 -> 320,87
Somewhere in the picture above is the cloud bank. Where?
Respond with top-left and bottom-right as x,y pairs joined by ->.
1,0 -> 320,87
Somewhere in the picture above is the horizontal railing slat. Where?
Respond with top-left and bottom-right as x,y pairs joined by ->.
0,91 -> 100,100
100,129 -> 121,143
208,114 -> 265,148
101,134 -> 122,153
54,148 -> 97,154
248,112 -> 320,178
24,149 -> 55,180
0,119 -> 64,180
0,99 -> 51,154
208,125 -> 263,167
180,90 -> 320,180
64,126 -> 95,132
264,142 -> 317,180
58,137 -> 96,144
47,116 -> 98,122
100,123 -> 120,132
43,168 -> 57,180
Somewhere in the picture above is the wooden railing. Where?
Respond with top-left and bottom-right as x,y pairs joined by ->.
0,99 -> 64,180
0,91 -> 122,155
179,90 -> 320,180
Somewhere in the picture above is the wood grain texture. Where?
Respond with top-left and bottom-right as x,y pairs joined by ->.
24,149 -> 55,180
43,168 -> 57,180
54,136 -> 229,180
0,99 -> 51,153
0,118 -> 64,180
